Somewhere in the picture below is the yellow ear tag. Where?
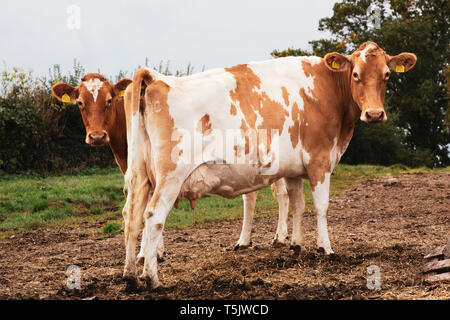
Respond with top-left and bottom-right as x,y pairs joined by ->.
61,94 -> 71,103
332,61 -> 340,69
395,65 -> 405,73
119,90 -> 125,97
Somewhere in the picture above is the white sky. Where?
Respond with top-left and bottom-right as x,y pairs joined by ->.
0,0 -> 336,78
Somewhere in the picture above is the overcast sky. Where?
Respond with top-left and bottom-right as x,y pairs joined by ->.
0,0 -> 337,79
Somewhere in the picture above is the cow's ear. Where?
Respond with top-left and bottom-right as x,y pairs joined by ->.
115,78 -> 132,98
388,53 -> 417,73
323,52 -> 351,72
51,83 -> 79,104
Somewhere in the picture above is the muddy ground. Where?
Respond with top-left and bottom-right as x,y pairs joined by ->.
0,172 -> 448,300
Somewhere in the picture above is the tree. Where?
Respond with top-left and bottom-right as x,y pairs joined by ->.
272,0 -> 449,167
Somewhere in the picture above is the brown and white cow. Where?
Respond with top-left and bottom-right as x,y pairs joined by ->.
124,41 -> 416,288
51,73 -> 291,279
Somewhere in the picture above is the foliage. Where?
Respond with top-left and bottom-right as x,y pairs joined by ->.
272,0 -> 449,167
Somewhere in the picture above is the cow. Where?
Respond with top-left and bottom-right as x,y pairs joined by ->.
51,74 -> 131,174
51,73 -> 292,282
124,41 -> 417,288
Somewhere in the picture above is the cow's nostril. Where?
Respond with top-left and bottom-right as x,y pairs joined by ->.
88,132 -> 107,143
365,110 -> 385,122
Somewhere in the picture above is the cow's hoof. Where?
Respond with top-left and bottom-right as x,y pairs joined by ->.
139,274 -> 160,290
123,276 -> 139,292
327,253 -> 340,261
289,245 -> 302,256
157,251 -> 165,262
317,247 -> 334,255
234,241 -> 252,251
273,239 -> 288,248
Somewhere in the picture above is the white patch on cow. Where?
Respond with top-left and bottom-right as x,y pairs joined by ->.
360,44 -> 376,63
83,78 -> 103,102
306,56 -> 322,66
302,149 -> 311,165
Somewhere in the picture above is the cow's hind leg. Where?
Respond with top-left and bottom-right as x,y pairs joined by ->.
137,226 -> 165,264
140,177 -> 184,289
285,178 -> 305,255
272,179 -> 290,247
122,168 -> 149,285
234,191 -> 257,250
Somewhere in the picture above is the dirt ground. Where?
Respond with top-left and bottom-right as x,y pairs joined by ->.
0,172 -> 448,300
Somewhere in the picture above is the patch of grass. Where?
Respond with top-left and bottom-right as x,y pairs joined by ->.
0,165 -> 447,237
101,222 -> 122,234
0,168 -> 124,236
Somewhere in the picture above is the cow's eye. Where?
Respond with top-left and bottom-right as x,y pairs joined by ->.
352,72 -> 360,81
107,98 -> 112,105
384,72 -> 390,79
77,101 -> 83,107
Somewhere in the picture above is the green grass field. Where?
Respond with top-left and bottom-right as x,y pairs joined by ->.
0,165 -> 447,238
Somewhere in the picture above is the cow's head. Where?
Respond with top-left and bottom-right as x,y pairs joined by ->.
323,41 -> 417,123
52,74 -> 132,146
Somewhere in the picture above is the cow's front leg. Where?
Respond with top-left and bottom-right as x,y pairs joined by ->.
272,179 -> 290,247
310,172 -> 334,254
234,191 -> 257,250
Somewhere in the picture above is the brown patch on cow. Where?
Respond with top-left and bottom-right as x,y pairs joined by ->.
289,102 -> 300,149
196,114 -> 212,134
296,60 -> 360,191
226,64 -> 288,133
239,120 -> 250,155
230,104 -> 237,115
233,145 -> 240,157
145,81 -> 179,174
226,64 -> 289,163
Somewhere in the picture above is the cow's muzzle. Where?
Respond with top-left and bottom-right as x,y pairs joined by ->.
361,109 -> 387,123
86,131 -> 109,146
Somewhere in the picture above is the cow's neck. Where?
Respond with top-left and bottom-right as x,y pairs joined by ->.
327,68 -> 361,155
107,99 -> 128,174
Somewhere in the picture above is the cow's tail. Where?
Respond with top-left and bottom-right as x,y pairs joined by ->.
124,69 -> 154,199
131,68 -> 153,118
